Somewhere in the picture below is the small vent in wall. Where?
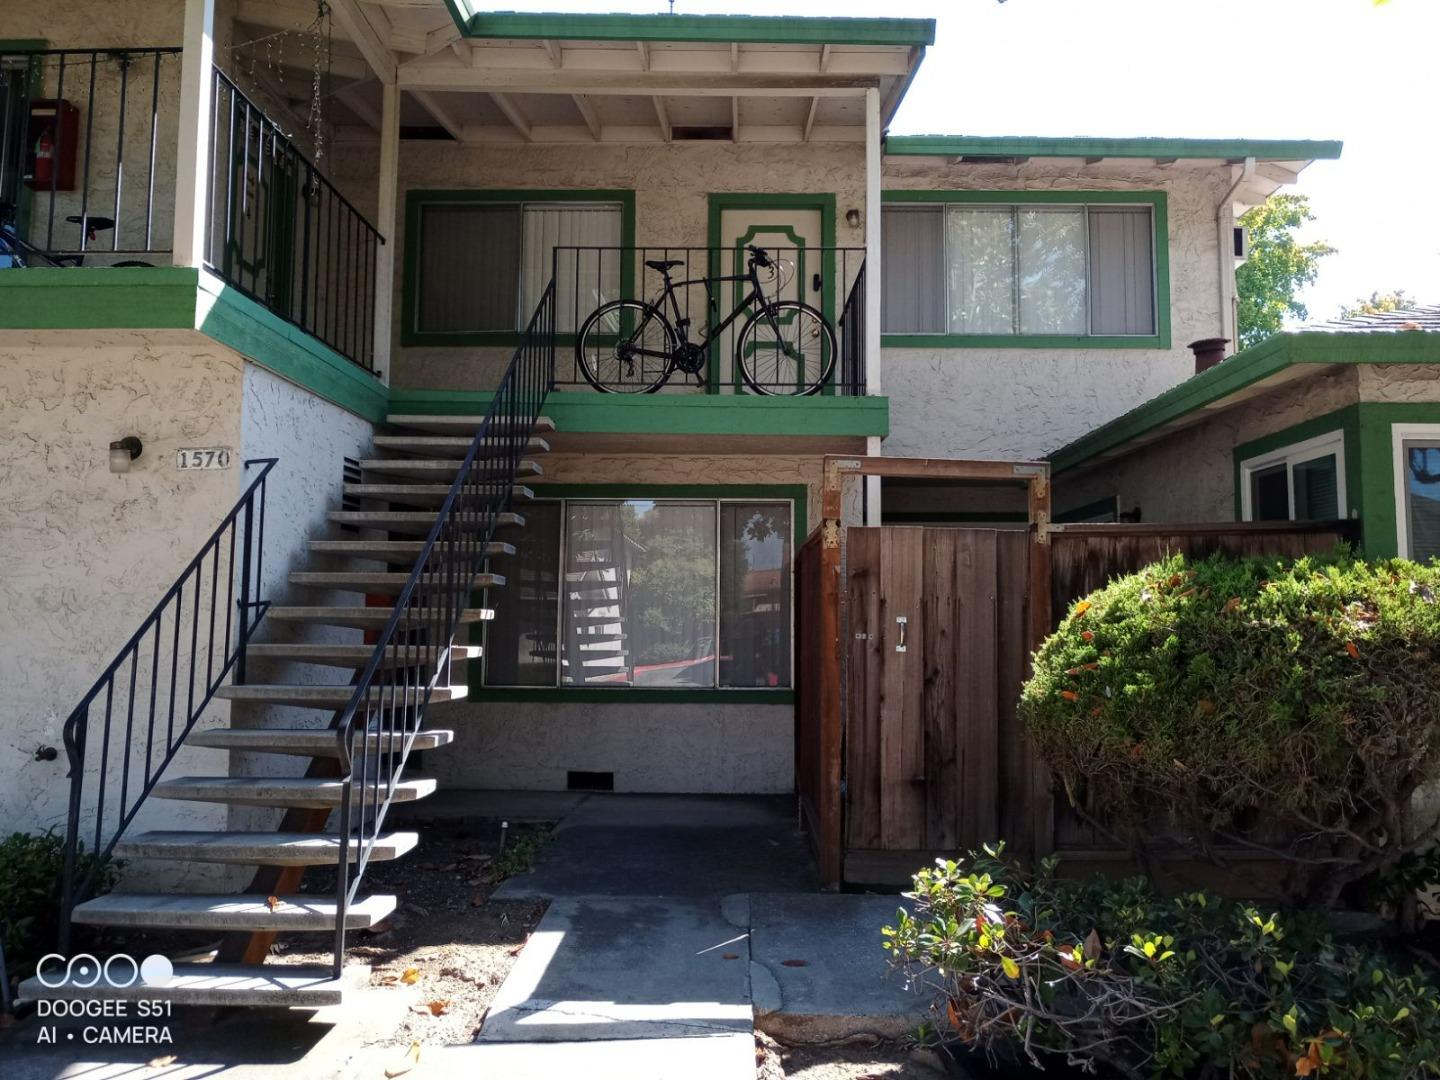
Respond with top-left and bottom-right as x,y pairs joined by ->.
672,125 -> 733,141
567,770 -> 615,791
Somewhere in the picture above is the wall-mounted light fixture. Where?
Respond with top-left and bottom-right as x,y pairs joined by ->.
109,436 -> 143,474
845,208 -> 862,229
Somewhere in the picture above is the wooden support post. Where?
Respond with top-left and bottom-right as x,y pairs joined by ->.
172,0 -> 215,268
816,515 -> 844,888
372,81 -> 400,379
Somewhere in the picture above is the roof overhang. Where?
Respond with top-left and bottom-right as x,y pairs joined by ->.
1049,330 -> 1440,477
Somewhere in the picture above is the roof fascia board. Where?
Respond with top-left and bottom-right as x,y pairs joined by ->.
447,10 -> 936,48
886,136 -> 1343,161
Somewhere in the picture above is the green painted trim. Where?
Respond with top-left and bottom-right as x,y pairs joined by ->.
197,274 -> 389,423
1231,405 -> 1361,528
1351,403 -> 1440,560
401,188 -> 636,348
1050,331 -> 1440,475
452,11 -> 935,47
1054,496 -> 1119,524
387,388 -> 889,438
884,136 -> 1343,162
879,190 -> 1169,350
472,482 -> 806,700
0,266 -> 200,328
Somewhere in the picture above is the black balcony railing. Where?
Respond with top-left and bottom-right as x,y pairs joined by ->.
0,47 -> 182,262
549,244 -> 868,395
206,69 -> 382,372
55,458 -> 277,953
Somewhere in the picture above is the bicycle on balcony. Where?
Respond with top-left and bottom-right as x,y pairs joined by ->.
0,202 -> 154,268
575,245 -> 836,395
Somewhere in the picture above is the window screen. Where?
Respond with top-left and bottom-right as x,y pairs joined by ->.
1405,443 -> 1440,561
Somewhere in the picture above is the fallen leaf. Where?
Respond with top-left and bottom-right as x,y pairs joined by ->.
722,952 -> 740,960
384,1041 -> 422,1079
147,1054 -> 177,1067
1346,641 -> 1360,660
1073,600 -> 1091,618
1001,955 -> 1020,979
400,966 -> 420,985
1083,929 -> 1102,960
427,999 -> 451,1016
265,895 -> 282,912
946,998 -> 962,1031
1060,690 -> 1079,702
781,959 -> 808,967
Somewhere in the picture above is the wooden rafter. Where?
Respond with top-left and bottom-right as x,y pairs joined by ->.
636,40 -> 650,70
327,0 -> 397,84
335,78 -> 382,131
651,95 -> 671,141
541,40 -> 563,68
412,89 -> 464,141
731,96 -> 740,142
490,92 -> 532,140
572,93 -> 601,141
803,96 -> 820,142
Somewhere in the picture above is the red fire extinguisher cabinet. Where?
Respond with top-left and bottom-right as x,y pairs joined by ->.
25,99 -> 80,192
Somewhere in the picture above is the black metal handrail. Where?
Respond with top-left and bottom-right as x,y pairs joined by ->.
837,261 -> 867,396
56,458 -> 278,951
330,282 -> 557,974
205,68 -> 382,372
549,244 -> 868,395
0,47 -> 182,259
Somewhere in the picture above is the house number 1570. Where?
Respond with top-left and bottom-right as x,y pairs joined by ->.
176,447 -> 232,470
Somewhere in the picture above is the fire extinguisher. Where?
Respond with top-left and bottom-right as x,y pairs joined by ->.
32,128 -> 53,187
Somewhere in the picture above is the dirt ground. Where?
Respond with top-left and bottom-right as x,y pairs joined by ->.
756,1033 -> 963,1079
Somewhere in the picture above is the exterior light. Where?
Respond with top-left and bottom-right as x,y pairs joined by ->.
845,208 -> 862,229
109,436 -> 143,474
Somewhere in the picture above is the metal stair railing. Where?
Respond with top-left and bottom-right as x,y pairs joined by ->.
56,458 -> 278,952
331,281 -> 557,975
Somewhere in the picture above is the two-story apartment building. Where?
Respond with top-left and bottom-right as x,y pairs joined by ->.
0,0 -> 1358,1002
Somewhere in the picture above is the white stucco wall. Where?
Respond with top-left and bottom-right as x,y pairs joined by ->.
880,162 -> 1233,461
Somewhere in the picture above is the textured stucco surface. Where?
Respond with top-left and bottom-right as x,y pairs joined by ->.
881,162 -> 1235,460
1359,364 -> 1440,403
1055,367 -> 1362,523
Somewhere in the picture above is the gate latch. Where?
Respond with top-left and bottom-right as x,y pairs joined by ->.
895,615 -> 908,653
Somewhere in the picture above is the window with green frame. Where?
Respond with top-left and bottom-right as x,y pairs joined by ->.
403,189 -> 635,345
880,192 -> 1169,348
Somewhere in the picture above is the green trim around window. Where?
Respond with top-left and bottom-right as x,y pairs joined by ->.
1352,403 -> 1440,560
469,482 -> 807,704
401,188 -> 637,348
885,136 -> 1343,162
879,190 -> 1170,350
1231,405 -> 1361,527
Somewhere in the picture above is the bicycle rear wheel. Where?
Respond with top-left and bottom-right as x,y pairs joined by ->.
735,300 -> 836,396
576,300 -> 675,394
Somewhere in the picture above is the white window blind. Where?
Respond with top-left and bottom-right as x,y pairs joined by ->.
521,203 -> 622,333
946,208 -> 1015,334
880,205 -> 944,333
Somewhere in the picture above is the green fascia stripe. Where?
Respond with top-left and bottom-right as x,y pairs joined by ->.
387,389 -> 889,438
196,274 -> 388,424
884,136 -> 1344,161
451,11 -> 936,47
1050,332 -> 1440,475
1231,404 -> 1362,531
1352,402 -> 1440,560
0,266 -> 200,329
879,190 -> 1170,351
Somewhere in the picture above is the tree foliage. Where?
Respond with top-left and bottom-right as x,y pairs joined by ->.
1018,551 -> 1440,907
1235,194 -> 1335,349
1340,289 -> 1418,320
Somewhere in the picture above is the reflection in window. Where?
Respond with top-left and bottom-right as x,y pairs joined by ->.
1406,443 -> 1440,561
720,504 -> 792,688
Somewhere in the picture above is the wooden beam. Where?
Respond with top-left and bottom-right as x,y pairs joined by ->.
636,40 -> 650,71
731,96 -> 740,142
173,0 -> 215,268
803,95 -> 819,142
328,0 -> 397,84
651,95 -> 670,141
816,515 -> 844,889
819,43 -> 833,72
1256,162 -> 1301,185
335,78 -> 381,131
397,63 -> 879,97
571,92 -> 601,140
373,79 -> 400,376
412,89 -> 463,140
490,91 -> 532,140
730,42 -> 740,72
540,40 -> 563,68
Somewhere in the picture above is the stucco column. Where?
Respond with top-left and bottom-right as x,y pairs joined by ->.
172,0 -> 215,268
864,86 -> 883,525
372,82 -> 400,382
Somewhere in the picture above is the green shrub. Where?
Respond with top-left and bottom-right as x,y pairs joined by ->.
885,845 -> 1440,1079
1019,551 -> 1440,906
0,831 -> 118,981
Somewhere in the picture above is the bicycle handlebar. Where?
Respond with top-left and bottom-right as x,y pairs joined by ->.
746,245 -> 772,269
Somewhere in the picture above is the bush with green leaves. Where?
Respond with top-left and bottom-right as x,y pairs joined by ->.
0,830 -> 118,983
884,845 -> 1440,1079
1019,551 -> 1440,907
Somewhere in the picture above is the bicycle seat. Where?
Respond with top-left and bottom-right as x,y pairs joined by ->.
66,214 -> 115,232
645,259 -> 683,272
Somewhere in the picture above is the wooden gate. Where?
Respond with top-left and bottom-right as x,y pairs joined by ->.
841,527 -> 1050,883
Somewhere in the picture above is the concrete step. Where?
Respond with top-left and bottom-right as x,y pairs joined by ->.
309,538 -> 515,563
373,434 -> 550,458
154,775 -> 437,808
386,414 -> 556,436
215,684 -> 467,709
71,893 -> 395,932
19,963 -> 363,1007
289,570 -> 504,594
359,458 -> 545,481
265,606 -> 494,629
114,830 -> 420,865
344,482 -> 535,507
245,643 -> 479,668
187,726 -> 455,757
328,509 -> 525,534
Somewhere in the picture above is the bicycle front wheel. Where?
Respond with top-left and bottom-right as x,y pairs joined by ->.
735,301 -> 836,396
576,300 -> 675,394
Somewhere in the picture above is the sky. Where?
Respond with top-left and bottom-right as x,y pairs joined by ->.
490,0 -> 1438,322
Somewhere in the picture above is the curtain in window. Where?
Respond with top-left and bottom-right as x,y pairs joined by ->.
945,208 -> 1015,334
1017,208 -> 1087,334
719,503 -> 792,688
881,206 -> 944,333
416,204 -> 521,333
1406,442 -> 1440,560
522,204 -> 622,333
1088,207 -> 1156,335
1292,454 -> 1339,520
483,502 -> 561,687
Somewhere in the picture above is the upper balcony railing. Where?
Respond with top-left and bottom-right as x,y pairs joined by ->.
549,244 -> 869,396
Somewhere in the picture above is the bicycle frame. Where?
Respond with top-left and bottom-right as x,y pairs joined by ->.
650,260 -> 781,354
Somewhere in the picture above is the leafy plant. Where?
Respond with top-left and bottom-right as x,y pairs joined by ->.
493,824 -> 552,880
885,844 -> 1440,1079
1019,551 -> 1440,907
1236,194 -> 1335,348
0,830 -> 119,982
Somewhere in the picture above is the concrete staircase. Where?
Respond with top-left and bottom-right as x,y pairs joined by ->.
20,412 -> 553,1007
